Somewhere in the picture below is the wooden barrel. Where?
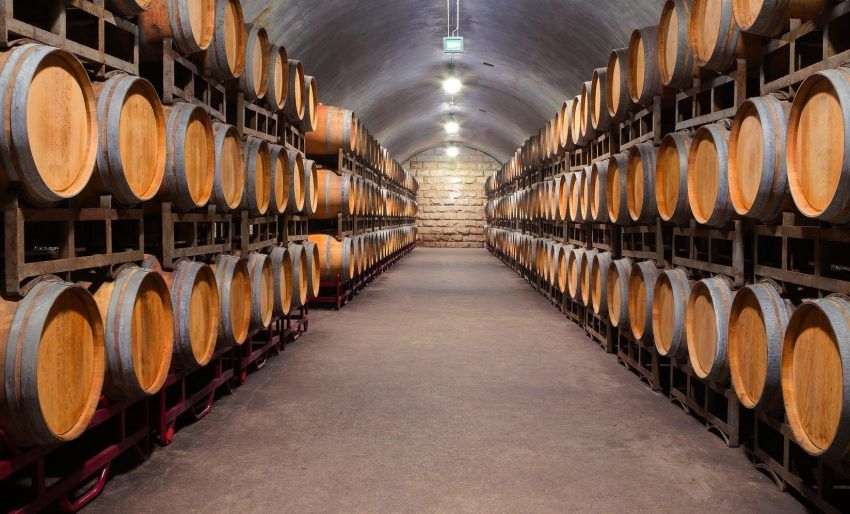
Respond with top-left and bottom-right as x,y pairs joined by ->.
303,159 -> 319,215
652,268 -> 691,358
733,0 -> 825,37
589,160 -> 608,222
247,252 -> 273,329
163,259 -> 219,369
628,26 -> 662,106
0,277 -> 105,446
781,295 -> 850,459
161,102 -> 214,210
688,121 -> 734,227
203,0 -> 246,81
607,258 -> 633,328
555,243 -> 571,294
590,67 -> 611,132
0,44 -> 97,206
728,281 -> 790,411
559,100 -> 574,151
729,95 -> 790,220
268,246 -> 293,316
266,44 -> 288,112
580,249 -> 599,307
580,81 -> 596,142
590,251 -> 613,316
567,247 -> 586,300
139,0 -> 215,55
268,144 -> 289,214
242,137 -> 271,215
690,0 -> 757,72
580,166 -> 593,223
313,169 -> 355,219
304,241 -> 321,298
555,174 -> 568,222
305,105 -> 356,156
686,276 -> 735,381
605,152 -> 631,225
303,75 -> 319,132
309,234 -> 355,282
568,171 -> 585,222
92,265 -> 173,399
656,131 -> 692,224
89,73 -> 165,206
210,122 -> 243,212
606,48 -> 633,121
287,243 -> 309,307
286,147 -> 306,214
213,254 -> 251,347
786,67 -> 850,224
570,94 -> 586,147
659,0 -> 697,88
285,60 -> 305,123
628,260 -> 659,341
627,142 -> 658,223
109,0 -> 154,16
240,24 -> 269,102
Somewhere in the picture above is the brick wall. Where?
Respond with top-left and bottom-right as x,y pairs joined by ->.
405,147 -> 500,248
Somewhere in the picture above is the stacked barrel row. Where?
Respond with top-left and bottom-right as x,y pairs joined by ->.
486,0 -> 850,469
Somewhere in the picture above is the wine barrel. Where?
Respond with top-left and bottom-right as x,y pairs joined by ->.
580,166 -> 593,223
90,73 -> 166,206
580,249 -> 599,307
781,295 -> 850,459
210,122 -> 243,212
570,94 -> 586,147
607,258 -> 633,328
606,48 -> 633,121
555,174 -> 568,222
628,260 -> 659,341
109,0 -> 154,16
659,0 -> 697,88
567,247 -> 587,300
240,24 -> 269,102
303,75 -> 319,132
159,259 -> 219,369
161,102 -> 215,210
554,243 -> 570,294
268,246 -> 293,316
580,81 -> 596,142
686,276 -> 735,381
728,281 -> 790,411
559,99 -> 574,151
589,160 -> 608,222
288,243 -> 309,307
247,252 -> 273,329
0,277 -> 104,446
786,68 -> 850,224
213,254 -> 251,347
268,144 -> 290,214
286,147 -> 306,214
569,171 -> 585,222
0,44 -> 97,206
242,137 -> 271,215
590,251 -> 613,316
92,266 -> 173,399
656,131 -> 692,224
590,67 -> 611,132
203,0 -> 246,81
313,169 -> 355,219
690,0 -> 757,72
605,152 -> 631,225
266,44 -> 288,112
733,0 -> 825,37
139,0 -> 214,56
652,268 -> 691,358
628,26 -> 663,106
304,241 -> 321,298
305,105 -> 356,156
729,95 -> 791,220
627,142 -> 658,224
308,234 -> 355,282
688,121 -> 734,227
285,60 -> 305,123
303,159 -> 319,215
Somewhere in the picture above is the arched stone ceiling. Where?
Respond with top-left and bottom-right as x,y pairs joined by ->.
242,0 -> 662,163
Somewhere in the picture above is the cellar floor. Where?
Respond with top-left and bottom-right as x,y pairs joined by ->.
91,248 -> 801,512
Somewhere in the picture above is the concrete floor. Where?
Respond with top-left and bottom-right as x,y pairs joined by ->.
91,248 -> 802,513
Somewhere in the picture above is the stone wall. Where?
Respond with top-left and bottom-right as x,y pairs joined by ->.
406,147 -> 500,248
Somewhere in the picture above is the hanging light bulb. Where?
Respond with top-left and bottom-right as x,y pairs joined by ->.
445,119 -> 459,134
446,146 -> 459,158
443,77 -> 462,94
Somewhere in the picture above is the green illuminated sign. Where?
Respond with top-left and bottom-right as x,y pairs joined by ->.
443,37 -> 464,53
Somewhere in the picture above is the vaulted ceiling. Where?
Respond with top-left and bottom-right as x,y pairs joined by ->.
242,0 -> 662,163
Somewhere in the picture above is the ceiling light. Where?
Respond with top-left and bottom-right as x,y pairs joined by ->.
445,120 -> 459,134
443,77 -> 462,94
446,146 -> 459,158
